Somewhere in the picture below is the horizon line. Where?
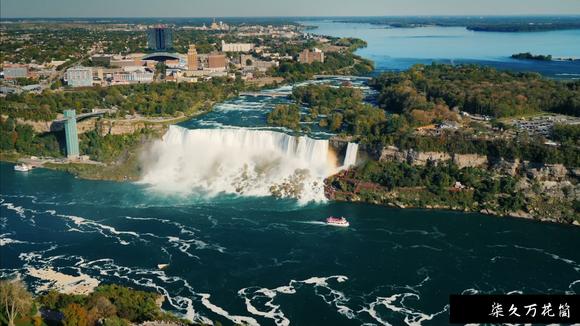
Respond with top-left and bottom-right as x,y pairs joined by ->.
3,14 -> 580,20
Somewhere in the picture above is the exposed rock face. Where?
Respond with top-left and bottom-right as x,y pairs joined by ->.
379,146 -> 452,166
6,116 -> 98,134
379,146 -> 406,162
376,146 -> 574,183
409,151 -> 452,166
526,163 -> 569,181
77,118 -> 98,134
491,158 -> 520,176
453,153 -> 488,169
13,118 -> 53,133
97,119 -> 164,136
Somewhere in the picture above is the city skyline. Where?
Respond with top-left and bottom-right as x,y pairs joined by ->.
2,0 -> 580,18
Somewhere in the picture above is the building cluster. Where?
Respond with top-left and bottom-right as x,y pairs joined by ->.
512,115 -> 580,139
62,53 -> 160,87
0,63 -> 50,95
2,23 -> 328,92
234,24 -> 301,39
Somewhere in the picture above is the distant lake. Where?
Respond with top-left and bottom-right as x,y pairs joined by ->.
305,21 -> 580,78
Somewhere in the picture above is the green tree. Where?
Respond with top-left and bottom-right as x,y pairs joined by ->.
62,303 -> 89,326
267,104 -> 301,130
0,279 -> 33,326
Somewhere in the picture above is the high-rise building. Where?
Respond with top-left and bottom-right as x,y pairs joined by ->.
187,44 -> 198,70
63,110 -> 80,159
65,66 -> 93,87
207,53 -> 227,71
147,26 -> 173,51
298,48 -> 325,64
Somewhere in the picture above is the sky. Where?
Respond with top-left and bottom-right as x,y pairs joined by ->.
2,0 -> 580,18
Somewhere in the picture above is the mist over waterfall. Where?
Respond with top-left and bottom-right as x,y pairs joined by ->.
140,126 -> 339,202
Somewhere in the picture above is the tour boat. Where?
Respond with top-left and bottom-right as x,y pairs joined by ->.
14,164 -> 32,172
157,264 -> 169,270
326,216 -> 350,227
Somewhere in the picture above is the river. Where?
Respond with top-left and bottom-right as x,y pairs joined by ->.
306,20 -> 580,78
1,22 -> 580,326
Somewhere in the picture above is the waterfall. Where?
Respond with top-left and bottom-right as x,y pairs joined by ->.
140,126 -> 337,202
343,143 -> 359,168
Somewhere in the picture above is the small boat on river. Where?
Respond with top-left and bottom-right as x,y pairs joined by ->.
326,216 -> 350,227
14,164 -> 32,172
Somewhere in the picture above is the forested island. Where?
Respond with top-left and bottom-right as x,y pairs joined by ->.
511,52 -> 552,61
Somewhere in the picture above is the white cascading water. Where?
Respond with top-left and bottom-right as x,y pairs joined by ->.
140,126 -> 339,203
343,143 -> 359,168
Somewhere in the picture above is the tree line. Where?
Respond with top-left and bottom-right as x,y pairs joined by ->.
2,78 -> 244,121
0,279 -> 189,326
370,64 -> 580,118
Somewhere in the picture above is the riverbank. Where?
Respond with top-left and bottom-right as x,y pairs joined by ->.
0,278 -> 192,326
325,164 -> 580,226
0,109 -> 214,182
1,126 -> 163,182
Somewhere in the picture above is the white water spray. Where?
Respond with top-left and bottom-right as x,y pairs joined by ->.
140,126 -> 339,202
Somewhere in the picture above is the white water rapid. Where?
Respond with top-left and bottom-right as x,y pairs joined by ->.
140,126 -> 341,202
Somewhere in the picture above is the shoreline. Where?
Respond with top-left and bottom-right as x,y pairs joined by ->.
2,157 -> 578,227
27,267 -> 100,295
324,170 -> 580,227
328,192 -> 580,227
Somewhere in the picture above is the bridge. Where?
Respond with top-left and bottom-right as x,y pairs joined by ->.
48,109 -> 113,132
52,110 -> 111,123
239,91 -> 290,98
142,52 -> 181,62
313,75 -> 372,80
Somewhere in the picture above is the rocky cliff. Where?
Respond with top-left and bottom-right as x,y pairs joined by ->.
379,145 -> 487,168
326,141 -> 579,224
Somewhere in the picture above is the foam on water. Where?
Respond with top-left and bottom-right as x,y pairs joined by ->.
0,233 -> 30,246
199,293 -> 260,326
238,275 -> 353,325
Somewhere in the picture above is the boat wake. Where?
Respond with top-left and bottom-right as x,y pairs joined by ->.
296,220 -> 328,225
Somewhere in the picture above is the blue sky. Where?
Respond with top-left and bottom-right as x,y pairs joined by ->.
2,0 -> 580,18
